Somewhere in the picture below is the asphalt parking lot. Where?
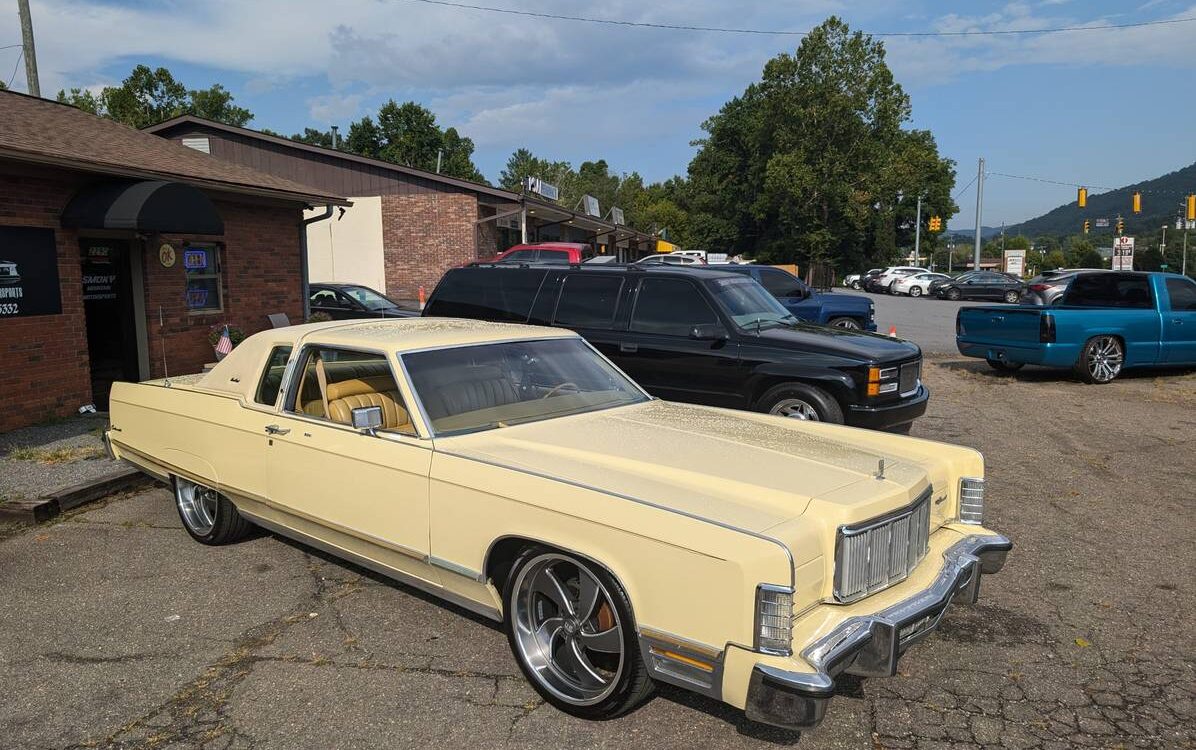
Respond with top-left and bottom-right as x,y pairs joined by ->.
864,291 -> 981,355
2,360 -> 1194,750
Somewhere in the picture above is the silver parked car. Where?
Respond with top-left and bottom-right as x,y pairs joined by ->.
1021,269 -> 1109,306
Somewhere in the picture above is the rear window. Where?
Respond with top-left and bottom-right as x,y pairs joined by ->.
1165,277 -> 1196,311
554,275 -> 624,329
1064,274 -> 1154,308
426,268 -> 547,322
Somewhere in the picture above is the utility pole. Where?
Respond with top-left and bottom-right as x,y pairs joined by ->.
914,195 -> 923,267
17,0 -> 40,97
973,157 -> 985,271
1183,230 -> 1188,276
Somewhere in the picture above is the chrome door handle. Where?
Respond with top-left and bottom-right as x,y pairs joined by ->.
265,424 -> 290,435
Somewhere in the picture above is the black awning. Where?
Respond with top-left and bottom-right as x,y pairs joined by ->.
61,179 -> 224,235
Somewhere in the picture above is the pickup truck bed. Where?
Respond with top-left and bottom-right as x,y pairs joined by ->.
956,272 -> 1196,382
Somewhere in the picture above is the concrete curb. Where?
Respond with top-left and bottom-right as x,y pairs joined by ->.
0,467 -> 154,523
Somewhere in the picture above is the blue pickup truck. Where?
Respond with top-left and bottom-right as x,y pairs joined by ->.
709,265 -> 877,331
957,271 -> 1196,383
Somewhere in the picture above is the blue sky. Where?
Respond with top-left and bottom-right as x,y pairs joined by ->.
3,0 -> 1194,228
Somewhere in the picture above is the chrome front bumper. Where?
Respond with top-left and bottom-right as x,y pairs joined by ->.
745,533 -> 1012,731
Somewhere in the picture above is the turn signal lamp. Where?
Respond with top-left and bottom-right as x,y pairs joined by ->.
959,478 -> 985,525
866,366 -> 899,396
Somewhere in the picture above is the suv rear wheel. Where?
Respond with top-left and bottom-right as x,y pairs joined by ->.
827,316 -> 861,330
756,383 -> 844,424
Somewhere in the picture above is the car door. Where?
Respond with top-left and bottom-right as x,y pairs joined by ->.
613,276 -> 744,407
757,268 -> 816,321
1161,276 -> 1196,364
547,272 -> 629,363
265,344 -> 436,581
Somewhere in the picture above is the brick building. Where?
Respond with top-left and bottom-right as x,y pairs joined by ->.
144,116 -> 657,301
0,91 -> 345,431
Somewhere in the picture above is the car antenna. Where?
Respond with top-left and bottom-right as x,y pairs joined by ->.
159,306 -> 171,387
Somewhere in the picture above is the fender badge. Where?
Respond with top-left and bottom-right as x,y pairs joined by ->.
874,459 -> 885,480
935,493 -> 947,505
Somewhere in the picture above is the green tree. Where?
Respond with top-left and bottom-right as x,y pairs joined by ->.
290,127 -> 335,148
55,65 -> 253,127
343,100 -> 485,182
684,17 -> 955,268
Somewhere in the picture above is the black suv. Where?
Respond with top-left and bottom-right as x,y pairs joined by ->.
424,265 -> 928,431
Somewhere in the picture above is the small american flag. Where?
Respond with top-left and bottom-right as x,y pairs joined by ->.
215,325 -> 234,356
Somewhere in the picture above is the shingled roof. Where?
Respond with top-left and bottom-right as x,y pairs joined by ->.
0,91 -> 348,206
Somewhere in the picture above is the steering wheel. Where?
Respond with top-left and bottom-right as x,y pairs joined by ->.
542,382 -> 579,399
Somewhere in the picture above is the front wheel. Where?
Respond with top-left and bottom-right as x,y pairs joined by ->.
850,280 -> 861,290
986,358 -> 1024,373
827,316 -> 862,330
1075,336 -> 1124,384
909,286 -> 923,298
1004,290 -> 1021,304
504,548 -> 652,719
946,288 -> 962,301
757,382 -> 844,424
173,477 -> 254,545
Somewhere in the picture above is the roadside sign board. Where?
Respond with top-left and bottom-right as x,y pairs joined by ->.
611,207 -> 625,225
1095,218 -> 1109,228
1112,237 -> 1135,270
1003,249 -> 1026,276
582,195 -> 600,218
524,177 -> 559,201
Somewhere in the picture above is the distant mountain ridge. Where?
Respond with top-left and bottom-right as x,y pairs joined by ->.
1005,162 -> 1196,238
945,226 -> 1002,240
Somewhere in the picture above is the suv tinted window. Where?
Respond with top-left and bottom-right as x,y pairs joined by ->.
539,250 -> 572,263
1065,273 -> 1154,308
1165,277 -> 1196,311
503,250 -> 537,262
426,268 -> 546,322
631,278 -> 717,336
554,275 -> 624,329
758,268 -> 805,297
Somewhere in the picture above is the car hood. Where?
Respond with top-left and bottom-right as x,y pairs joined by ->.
808,291 -> 871,312
750,323 -> 920,361
439,400 -> 929,532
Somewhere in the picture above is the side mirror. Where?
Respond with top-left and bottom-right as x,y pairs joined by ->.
690,323 -> 728,341
351,405 -> 383,435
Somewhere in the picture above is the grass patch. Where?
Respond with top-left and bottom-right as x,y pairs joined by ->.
6,445 -> 105,464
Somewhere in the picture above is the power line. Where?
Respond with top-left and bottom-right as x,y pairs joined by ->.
404,0 -> 1196,37
953,173 -> 979,200
988,172 -> 1116,191
6,48 -> 23,90
0,43 -> 24,50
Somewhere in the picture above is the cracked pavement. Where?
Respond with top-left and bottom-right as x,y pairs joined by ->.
0,359 -> 1193,749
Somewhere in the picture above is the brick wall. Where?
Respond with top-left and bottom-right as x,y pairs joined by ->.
147,201 -> 303,379
0,169 -> 90,432
380,192 -> 480,300
0,163 -> 305,432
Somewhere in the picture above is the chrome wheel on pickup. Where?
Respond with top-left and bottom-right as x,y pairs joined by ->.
173,477 -> 254,545
504,548 -> 651,718
1076,336 -> 1124,384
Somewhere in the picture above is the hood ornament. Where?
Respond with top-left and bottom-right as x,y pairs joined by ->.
874,458 -> 885,480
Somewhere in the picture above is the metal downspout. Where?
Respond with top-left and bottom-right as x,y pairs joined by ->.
300,205 -> 335,320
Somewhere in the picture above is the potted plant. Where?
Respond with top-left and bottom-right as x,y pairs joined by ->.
207,324 -> 246,360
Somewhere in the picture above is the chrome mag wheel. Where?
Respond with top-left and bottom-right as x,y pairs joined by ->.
1086,336 -> 1123,383
510,553 -> 625,706
175,477 -> 219,536
830,317 -> 862,330
769,398 -> 820,420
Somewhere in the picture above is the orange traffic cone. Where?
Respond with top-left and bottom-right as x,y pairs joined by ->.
888,325 -> 897,338
418,285 -> 426,310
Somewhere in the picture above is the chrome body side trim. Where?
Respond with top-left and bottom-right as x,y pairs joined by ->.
428,556 -> 485,582
240,509 -> 502,622
444,450 -> 796,589
638,628 -> 725,701
744,533 -> 1012,731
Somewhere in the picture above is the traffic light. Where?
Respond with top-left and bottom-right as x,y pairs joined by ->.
928,216 -> 942,232
1132,191 -> 1142,214
1083,220 -> 1090,234
1187,194 -> 1195,222
1078,187 -> 1087,208
1116,216 -> 1125,235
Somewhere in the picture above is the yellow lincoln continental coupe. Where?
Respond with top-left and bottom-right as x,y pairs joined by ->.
106,318 -> 1010,731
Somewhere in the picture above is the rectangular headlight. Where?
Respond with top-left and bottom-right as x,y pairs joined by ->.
959,478 -> 985,525
755,585 -> 793,655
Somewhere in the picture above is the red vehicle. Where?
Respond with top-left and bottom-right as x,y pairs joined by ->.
476,242 -> 590,265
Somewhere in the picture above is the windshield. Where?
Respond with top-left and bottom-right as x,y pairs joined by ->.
341,285 -> 395,311
704,276 -> 797,330
402,338 -> 649,436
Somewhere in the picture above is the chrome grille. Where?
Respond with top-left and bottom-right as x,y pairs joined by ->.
899,360 -> 921,395
834,488 -> 932,603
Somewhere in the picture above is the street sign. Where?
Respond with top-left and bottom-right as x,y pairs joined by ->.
1003,249 -> 1026,276
1112,236 -> 1135,271
1095,218 -> 1109,228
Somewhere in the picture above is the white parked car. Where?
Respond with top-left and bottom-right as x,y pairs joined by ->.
872,266 -> 930,294
634,253 -> 705,265
892,272 -> 951,297
844,269 -> 880,290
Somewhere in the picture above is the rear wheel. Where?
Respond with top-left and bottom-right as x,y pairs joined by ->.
946,288 -> 962,301
909,286 -> 923,298
986,358 -> 1025,373
1004,290 -> 1021,304
827,316 -> 862,330
1075,336 -> 1123,384
850,280 -> 861,290
173,477 -> 254,545
504,548 -> 652,719
757,382 -> 844,424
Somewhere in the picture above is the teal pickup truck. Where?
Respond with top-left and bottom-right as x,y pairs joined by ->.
956,271 -> 1196,383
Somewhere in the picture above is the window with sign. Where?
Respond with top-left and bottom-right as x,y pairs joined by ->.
183,244 -> 222,313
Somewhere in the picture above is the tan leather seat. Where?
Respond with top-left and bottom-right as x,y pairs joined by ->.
325,375 -> 413,434
299,361 -> 393,417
